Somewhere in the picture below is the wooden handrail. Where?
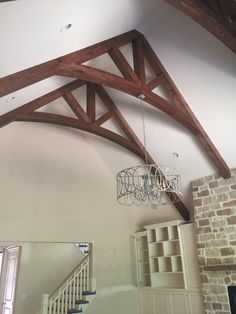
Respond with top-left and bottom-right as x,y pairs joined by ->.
49,244 -> 93,298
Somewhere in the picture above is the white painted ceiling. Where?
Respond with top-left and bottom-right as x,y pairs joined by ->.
0,0 -> 236,213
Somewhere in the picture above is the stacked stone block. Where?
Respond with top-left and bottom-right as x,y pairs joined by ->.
192,168 -> 236,314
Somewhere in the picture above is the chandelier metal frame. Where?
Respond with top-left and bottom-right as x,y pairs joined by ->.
116,95 -> 182,207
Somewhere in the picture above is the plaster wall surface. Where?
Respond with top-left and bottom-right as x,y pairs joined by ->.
0,122 -> 179,314
13,242 -> 84,314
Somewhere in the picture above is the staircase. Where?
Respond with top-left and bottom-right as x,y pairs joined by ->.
41,249 -> 96,314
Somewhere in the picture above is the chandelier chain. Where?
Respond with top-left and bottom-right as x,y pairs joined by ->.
141,97 -> 148,165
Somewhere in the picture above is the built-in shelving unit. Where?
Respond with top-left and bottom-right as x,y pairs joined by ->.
135,231 -> 150,287
134,220 -> 186,289
135,221 -> 204,313
147,221 -> 184,288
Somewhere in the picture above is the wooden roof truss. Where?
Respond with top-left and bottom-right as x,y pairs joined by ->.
0,30 -> 231,221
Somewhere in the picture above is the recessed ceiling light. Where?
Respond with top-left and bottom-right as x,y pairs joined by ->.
173,152 -> 179,158
6,96 -> 15,102
60,24 -> 72,33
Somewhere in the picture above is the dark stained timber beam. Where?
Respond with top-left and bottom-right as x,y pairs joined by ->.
108,47 -> 139,82
163,0 -> 236,54
95,110 -> 114,126
61,30 -> 139,63
143,91 -> 198,134
0,80 -> 85,128
56,62 -> 198,133
16,112 -> 144,160
147,73 -> 165,91
87,83 -> 96,122
0,30 -> 139,98
94,84 -> 145,145
140,32 -> 231,178
63,91 -> 91,123
56,62 -> 141,96
132,37 -> 146,86
0,60 -> 59,98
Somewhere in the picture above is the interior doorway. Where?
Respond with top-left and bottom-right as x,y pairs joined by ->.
0,247 -> 20,314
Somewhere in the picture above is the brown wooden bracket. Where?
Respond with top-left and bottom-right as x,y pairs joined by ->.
163,0 -> 236,54
0,29 -> 231,219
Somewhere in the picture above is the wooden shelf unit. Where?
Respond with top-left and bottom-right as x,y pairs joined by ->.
148,221 -> 184,288
136,221 -> 204,313
134,220 -> 201,290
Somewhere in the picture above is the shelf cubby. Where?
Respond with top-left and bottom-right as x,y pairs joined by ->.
168,225 -> 178,240
156,227 -> 168,242
163,240 -> 180,256
148,229 -> 156,243
158,257 -> 172,272
171,256 -> 183,273
149,242 -> 164,258
150,257 -> 159,273
151,272 -> 185,289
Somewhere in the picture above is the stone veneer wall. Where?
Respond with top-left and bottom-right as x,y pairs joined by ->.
192,168 -> 236,314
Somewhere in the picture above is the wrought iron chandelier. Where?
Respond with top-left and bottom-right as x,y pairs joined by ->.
116,95 -> 182,207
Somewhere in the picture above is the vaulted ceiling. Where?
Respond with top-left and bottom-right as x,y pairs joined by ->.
0,0 -> 236,218
163,0 -> 236,54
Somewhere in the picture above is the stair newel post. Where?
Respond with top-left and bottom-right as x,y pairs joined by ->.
89,243 -> 93,291
41,294 -> 49,314
86,260 -> 89,291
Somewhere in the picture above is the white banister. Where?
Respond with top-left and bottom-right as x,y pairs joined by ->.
42,253 -> 92,314
41,294 -> 49,314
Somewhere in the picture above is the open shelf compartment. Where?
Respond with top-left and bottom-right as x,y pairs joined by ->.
156,227 -> 168,242
163,240 -> 180,256
150,258 -> 159,273
158,257 -> 172,272
149,242 -> 164,257
168,225 -> 179,240
171,256 -> 183,273
151,272 -> 185,289
148,229 -> 156,243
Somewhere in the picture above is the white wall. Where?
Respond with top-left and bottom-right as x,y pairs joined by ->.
0,122 -> 179,314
